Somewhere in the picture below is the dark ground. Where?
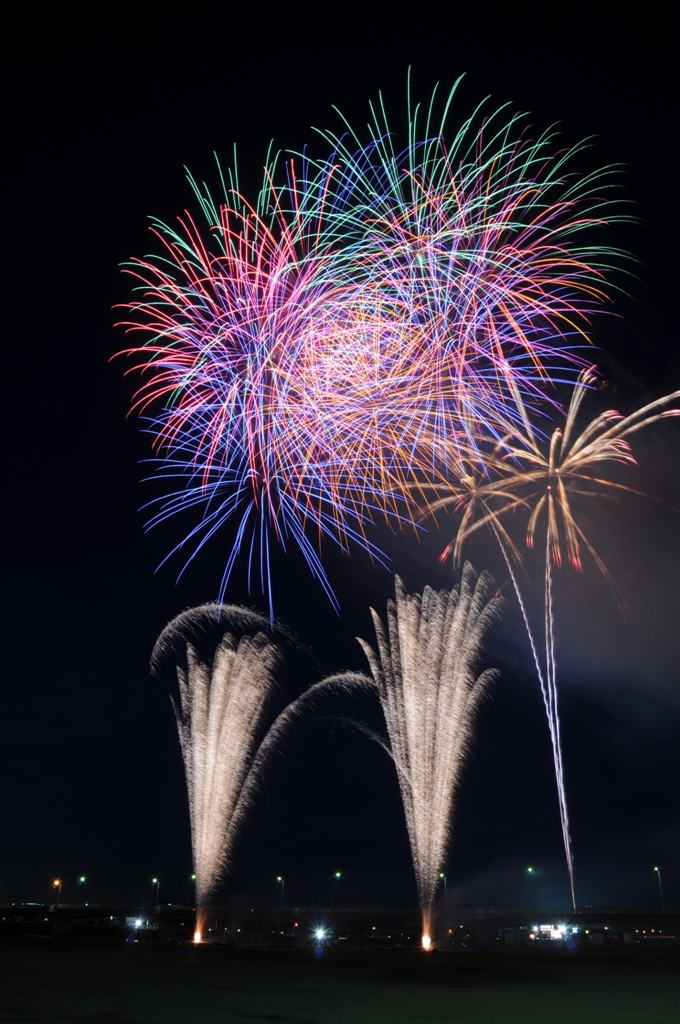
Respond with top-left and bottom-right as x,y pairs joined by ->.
1,939 -> 678,1024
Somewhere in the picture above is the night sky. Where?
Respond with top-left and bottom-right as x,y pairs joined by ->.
3,9 -> 678,913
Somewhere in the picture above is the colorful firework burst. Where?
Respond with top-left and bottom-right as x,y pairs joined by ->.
311,77 -> 627,459
117,156 -> 405,612
118,81 -> 626,608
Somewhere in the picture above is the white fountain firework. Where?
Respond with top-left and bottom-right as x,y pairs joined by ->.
152,604 -> 371,940
152,604 -> 280,938
357,565 -> 501,945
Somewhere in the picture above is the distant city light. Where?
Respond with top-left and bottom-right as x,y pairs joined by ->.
135,919 -> 143,927
315,929 -> 325,940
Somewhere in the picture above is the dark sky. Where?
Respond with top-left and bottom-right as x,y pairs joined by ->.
3,8 -> 678,912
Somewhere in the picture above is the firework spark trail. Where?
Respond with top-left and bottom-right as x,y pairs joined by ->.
225,672 -> 375,844
118,81 -> 625,610
152,605 -> 281,938
486,519 -> 575,906
426,370 -> 680,904
357,565 -> 501,944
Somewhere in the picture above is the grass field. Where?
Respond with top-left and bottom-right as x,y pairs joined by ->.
1,938 -> 678,1023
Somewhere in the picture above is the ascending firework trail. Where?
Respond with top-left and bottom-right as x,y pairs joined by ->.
357,565 -> 502,947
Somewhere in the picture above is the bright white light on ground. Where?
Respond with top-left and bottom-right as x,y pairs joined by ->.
135,920 -> 143,927
194,931 -> 202,943
422,934 -> 432,950
315,929 -> 325,940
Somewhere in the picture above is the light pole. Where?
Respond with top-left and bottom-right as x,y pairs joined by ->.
77,876 -> 86,904
186,873 -> 196,905
654,867 -> 665,909
152,877 -> 160,905
52,879 -> 62,906
277,876 -> 284,908
332,872 -> 341,909
439,872 -> 447,910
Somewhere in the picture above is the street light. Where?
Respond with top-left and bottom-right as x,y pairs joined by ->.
77,876 -> 86,905
527,867 -> 534,874
52,879 -> 62,906
439,872 -> 447,910
186,873 -> 196,905
654,867 -> 665,909
152,877 -> 160,904
277,876 -> 284,907
332,872 -> 341,909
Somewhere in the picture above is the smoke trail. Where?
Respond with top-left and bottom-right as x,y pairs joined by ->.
358,564 -> 501,945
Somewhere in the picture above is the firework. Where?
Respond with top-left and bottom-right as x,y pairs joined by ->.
311,78 -> 626,455
153,602 -> 374,936
119,81 -> 624,610
357,566 -> 501,945
152,604 -> 281,938
118,157 -> 403,614
427,370 -> 680,904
